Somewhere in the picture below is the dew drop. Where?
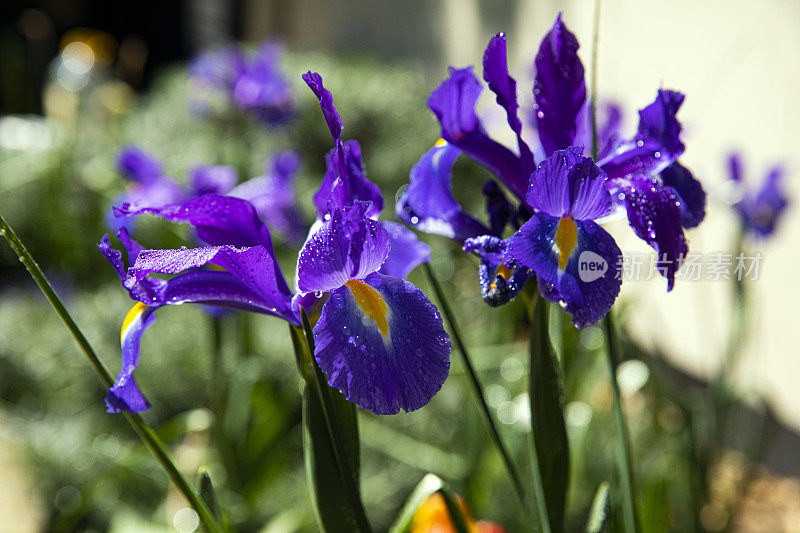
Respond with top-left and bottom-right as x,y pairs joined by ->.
410,216 -> 419,224
558,299 -> 567,309
314,291 -> 323,298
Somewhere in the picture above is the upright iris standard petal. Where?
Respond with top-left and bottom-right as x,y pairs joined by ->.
599,90 -> 686,179
396,141 -> 489,241
428,67 -> 527,198
302,71 -> 344,141
106,302 -> 156,413
189,165 -> 237,196
379,221 -> 431,279
296,205 -> 390,294
313,140 -> 384,218
313,272 -> 451,415
508,213 -> 621,328
660,162 -> 706,229
533,14 -> 587,156
482,32 -> 535,176
617,176 -> 688,290
526,147 -> 612,221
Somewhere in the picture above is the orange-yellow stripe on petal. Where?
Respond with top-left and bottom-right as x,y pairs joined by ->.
489,263 -> 513,291
554,215 -> 578,270
120,302 -> 148,342
434,137 -> 448,148
345,279 -> 389,336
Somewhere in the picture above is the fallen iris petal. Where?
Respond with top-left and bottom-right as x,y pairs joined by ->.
312,272 -> 451,415
659,161 -> 706,229
508,213 -> 621,327
379,221 -> 431,279
106,302 -> 156,413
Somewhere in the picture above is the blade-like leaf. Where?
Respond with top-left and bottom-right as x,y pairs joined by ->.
293,317 -> 371,533
387,474 -> 444,533
586,482 -> 610,533
303,384 -> 362,533
197,468 -> 220,522
530,293 -> 570,531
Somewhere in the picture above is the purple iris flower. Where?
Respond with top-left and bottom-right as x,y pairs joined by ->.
506,147 -> 622,328
110,146 -> 307,244
189,40 -> 294,125
98,73 -> 449,416
398,15 -> 707,324
728,153 -> 790,238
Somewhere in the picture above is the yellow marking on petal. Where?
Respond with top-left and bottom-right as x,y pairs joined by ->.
554,215 -> 578,270
345,279 -> 389,336
434,137 -> 447,148
208,264 -> 226,272
121,302 -> 148,342
489,263 -> 513,291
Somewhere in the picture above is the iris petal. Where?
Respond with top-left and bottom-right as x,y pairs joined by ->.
427,67 -> 527,198
659,162 -> 706,229
313,273 -> 451,415
106,303 -> 156,413
526,147 -> 612,221
599,89 -> 685,179
296,205 -> 390,294
617,176 -> 688,290
482,32 -> 535,176
508,213 -> 621,327
379,221 -> 431,279
533,14 -> 587,156
396,141 -> 489,241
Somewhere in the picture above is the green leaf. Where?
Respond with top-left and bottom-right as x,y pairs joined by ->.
387,474 -> 444,533
437,486 -> 471,533
586,482 -> 610,533
529,294 -> 570,532
293,317 -> 371,533
303,384 -> 362,533
197,467 -> 220,521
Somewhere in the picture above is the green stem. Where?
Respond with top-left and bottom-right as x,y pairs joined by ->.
0,214 -> 223,533
422,264 -> 534,525
603,313 -> 639,533
295,316 -> 373,533
590,0 -> 602,162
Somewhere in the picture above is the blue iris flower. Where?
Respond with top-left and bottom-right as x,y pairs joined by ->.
397,14 -> 708,326
99,73 -> 449,416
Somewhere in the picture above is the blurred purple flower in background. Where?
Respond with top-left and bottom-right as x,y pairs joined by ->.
189,40 -> 294,125
728,153 -> 790,239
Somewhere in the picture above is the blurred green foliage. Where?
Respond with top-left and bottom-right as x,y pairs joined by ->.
0,51 -> 707,532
